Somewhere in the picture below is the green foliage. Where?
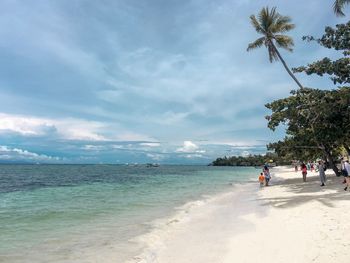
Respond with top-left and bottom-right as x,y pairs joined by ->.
267,139 -> 322,162
211,152 -> 291,166
267,19 -> 350,175
293,21 -> 350,85
266,87 -> 350,174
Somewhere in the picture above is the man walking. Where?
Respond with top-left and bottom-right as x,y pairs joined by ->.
344,160 -> 350,191
318,161 -> 326,187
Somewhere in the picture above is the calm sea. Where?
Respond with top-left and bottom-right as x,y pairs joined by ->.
0,164 -> 257,262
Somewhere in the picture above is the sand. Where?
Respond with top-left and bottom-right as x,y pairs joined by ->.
134,166 -> 350,263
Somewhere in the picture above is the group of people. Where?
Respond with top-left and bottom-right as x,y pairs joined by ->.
299,161 -> 326,186
258,159 -> 350,190
298,161 -> 328,186
258,164 -> 271,187
298,159 -> 350,190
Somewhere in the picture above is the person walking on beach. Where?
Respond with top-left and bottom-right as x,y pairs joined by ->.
318,161 -> 326,187
258,173 -> 265,187
341,158 -> 347,184
343,160 -> 350,191
263,167 -> 271,186
301,163 -> 307,182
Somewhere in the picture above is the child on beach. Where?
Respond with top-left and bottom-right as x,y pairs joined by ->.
259,173 -> 265,187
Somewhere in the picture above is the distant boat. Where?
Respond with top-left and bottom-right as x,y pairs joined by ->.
146,163 -> 160,167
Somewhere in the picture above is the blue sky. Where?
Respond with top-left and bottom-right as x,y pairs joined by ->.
0,0 -> 348,164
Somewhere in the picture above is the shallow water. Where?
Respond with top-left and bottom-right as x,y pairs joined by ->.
0,164 -> 257,262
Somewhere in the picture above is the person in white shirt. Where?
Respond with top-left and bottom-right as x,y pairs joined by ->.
344,160 -> 350,191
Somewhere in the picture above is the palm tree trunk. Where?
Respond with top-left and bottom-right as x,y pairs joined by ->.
271,43 -> 304,89
320,144 -> 340,176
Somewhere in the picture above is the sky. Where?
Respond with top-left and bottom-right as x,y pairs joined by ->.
0,0 -> 348,164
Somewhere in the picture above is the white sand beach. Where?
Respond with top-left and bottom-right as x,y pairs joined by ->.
134,166 -> 350,263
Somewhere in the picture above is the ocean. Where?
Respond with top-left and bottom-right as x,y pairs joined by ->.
0,164 -> 257,262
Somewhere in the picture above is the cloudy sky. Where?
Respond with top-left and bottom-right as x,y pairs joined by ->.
0,0 -> 347,164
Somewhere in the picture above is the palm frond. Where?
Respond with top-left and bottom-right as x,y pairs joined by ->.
247,37 -> 265,51
249,15 -> 265,34
275,35 -> 294,52
273,16 -> 295,33
259,6 -> 277,33
333,0 -> 350,16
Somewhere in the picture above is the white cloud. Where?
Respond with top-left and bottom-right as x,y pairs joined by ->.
0,113 -> 106,141
0,113 -> 155,142
176,140 -> 199,153
0,113 -> 56,136
208,140 -> 265,147
0,145 -> 60,162
140,142 -> 161,147
241,150 -> 250,157
82,145 -> 106,151
185,154 -> 204,159
176,141 -> 206,155
114,132 -> 154,142
112,145 -> 123,149
146,153 -> 165,161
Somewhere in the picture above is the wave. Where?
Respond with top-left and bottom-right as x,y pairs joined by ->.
127,182 -> 253,262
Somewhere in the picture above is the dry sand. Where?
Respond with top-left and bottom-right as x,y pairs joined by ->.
225,166 -> 350,263
135,166 -> 350,263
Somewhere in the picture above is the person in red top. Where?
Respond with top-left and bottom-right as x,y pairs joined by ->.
301,163 -> 307,182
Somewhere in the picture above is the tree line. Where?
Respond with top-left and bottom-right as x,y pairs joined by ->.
212,153 -> 291,167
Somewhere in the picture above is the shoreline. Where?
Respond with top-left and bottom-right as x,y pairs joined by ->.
131,166 -> 350,262
130,182 -> 261,263
0,166 -> 257,263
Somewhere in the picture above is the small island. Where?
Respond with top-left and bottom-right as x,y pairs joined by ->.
211,153 -> 291,166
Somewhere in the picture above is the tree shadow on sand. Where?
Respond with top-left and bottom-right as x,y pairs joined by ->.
257,175 -> 350,209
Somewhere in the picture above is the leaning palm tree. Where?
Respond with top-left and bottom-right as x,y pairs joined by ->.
247,7 -> 303,89
334,0 -> 350,16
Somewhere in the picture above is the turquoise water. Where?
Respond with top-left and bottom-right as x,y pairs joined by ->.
0,165 -> 257,262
